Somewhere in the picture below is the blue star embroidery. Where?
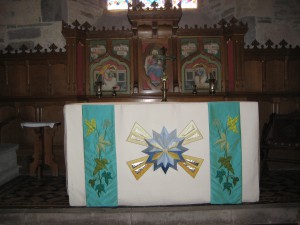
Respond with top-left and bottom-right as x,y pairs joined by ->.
142,127 -> 188,174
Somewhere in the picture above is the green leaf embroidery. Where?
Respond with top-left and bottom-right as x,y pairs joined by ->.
85,119 -> 96,136
97,135 -> 111,152
93,158 -> 109,176
96,183 -> 105,197
218,156 -> 234,175
232,177 -> 239,186
227,115 -> 239,133
214,114 -> 240,195
223,182 -> 233,194
85,117 -> 114,198
215,132 -> 228,151
89,178 -> 96,188
102,171 -> 113,185
103,119 -> 111,129
216,169 -> 226,183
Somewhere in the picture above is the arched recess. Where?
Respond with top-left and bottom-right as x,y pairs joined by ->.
181,53 -> 221,93
90,55 -> 130,94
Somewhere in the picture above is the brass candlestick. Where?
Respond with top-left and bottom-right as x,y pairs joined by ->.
161,74 -> 168,102
95,81 -> 102,98
192,84 -> 197,95
112,86 -> 117,97
208,78 -> 216,95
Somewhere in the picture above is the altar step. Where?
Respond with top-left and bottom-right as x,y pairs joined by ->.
0,203 -> 299,225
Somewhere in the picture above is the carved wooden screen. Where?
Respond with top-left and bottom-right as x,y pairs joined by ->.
62,2 -> 248,96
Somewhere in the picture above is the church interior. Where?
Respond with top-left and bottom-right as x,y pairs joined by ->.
0,0 -> 299,224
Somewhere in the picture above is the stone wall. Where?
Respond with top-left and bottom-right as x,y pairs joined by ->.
0,0 -> 300,52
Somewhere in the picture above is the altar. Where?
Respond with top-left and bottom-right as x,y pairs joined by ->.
64,101 -> 260,207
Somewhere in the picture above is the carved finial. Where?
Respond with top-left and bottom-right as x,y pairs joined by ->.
72,20 -> 80,29
229,17 -> 238,26
81,21 -> 92,31
135,1 -> 144,10
49,43 -> 58,52
265,39 -> 274,48
164,0 -> 172,9
5,45 -> 14,53
251,39 -> 260,49
34,44 -> 43,53
218,19 -> 227,28
19,44 -> 28,53
151,1 -> 158,9
279,39 -> 288,48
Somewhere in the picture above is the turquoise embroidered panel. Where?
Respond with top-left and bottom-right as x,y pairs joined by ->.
82,105 -> 118,207
208,102 -> 242,204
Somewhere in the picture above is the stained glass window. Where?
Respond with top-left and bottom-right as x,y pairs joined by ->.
140,0 -> 197,8
140,0 -> 164,8
107,0 -> 197,10
107,0 -> 133,10
173,0 -> 197,9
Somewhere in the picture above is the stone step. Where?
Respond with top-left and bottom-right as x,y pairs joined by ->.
0,203 -> 299,225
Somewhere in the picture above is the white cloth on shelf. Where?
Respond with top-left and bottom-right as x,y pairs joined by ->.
21,122 -> 59,128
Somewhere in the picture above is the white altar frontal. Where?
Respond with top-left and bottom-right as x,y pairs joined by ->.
64,102 -> 260,207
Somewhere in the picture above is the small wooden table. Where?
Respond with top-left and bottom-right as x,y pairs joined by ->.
21,122 -> 59,178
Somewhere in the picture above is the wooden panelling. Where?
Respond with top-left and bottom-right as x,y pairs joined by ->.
264,60 -> 285,92
7,64 -> 28,96
1,119 -> 21,143
0,65 -> 8,96
0,105 -> 16,121
18,104 -> 38,122
0,50 -> 67,98
42,104 -> 64,146
275,98 -> 300,114
0,105 -> 18,143
29,64 -> 49,96
49,63 -> 69,96
0,102 -> 66,175
244,60 -> 263,92
287,59 -> 300,91
18,104 -> 37,146
258,101 -> 273,134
